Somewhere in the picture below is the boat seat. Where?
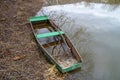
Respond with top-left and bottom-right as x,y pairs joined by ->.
30,16 -> 49,22
36,31 -> 65,39
42,40 -> 63,48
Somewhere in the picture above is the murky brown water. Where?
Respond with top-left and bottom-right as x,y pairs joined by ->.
37,0 -> 120,80
45,0 -> 120,5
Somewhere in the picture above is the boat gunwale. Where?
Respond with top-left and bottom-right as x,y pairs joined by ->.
29,20 -> 64,71
29,17 -> 82,73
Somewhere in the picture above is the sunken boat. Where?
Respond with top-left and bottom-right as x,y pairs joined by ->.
29,16 -> 82,73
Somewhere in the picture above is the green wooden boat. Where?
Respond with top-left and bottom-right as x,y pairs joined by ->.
29,16 -> 82,73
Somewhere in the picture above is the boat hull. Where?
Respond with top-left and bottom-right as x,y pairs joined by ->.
29,16 -> 82,73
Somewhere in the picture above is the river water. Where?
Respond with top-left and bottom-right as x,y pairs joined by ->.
37,1 -> 120,80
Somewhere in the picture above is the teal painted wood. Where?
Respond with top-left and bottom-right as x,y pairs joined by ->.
61,63 -> 82,73
42,51 -> 82,73
29,15 -> 82,73
29,16 -> 48,22
35,31 -> 64,38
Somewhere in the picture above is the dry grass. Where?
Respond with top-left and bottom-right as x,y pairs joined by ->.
0,0 -> 66,80
44,64 -> 68,80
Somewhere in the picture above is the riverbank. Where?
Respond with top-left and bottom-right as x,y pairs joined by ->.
0,0 -> 66,80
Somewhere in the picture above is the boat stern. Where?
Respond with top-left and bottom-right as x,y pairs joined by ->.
57,62 -> 82,73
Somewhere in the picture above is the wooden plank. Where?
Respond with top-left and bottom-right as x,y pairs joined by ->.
33,23 -> 49,29
64,35 -> 81,62
42,40 -> 63,48
30,16 -> 48,22
36,31 -> 65,38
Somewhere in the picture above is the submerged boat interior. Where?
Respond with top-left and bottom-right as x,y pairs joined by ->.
32,20 -> 81,69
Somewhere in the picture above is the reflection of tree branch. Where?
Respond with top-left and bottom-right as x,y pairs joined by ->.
85,0 -> 120,11
40,6 -> 88,39
59,18 -> 68,27
45,0 -> 120,6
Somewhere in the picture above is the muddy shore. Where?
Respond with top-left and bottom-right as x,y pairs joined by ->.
0,0 -> 66,80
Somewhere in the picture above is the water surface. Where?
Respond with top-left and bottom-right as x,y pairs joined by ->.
37,1 -> 120,80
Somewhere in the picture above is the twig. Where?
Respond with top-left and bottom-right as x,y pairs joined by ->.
13,55 -> 27,61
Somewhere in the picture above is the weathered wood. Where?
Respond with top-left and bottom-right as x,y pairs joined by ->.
29,16 -> 82,73
42,40 -> 63,48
